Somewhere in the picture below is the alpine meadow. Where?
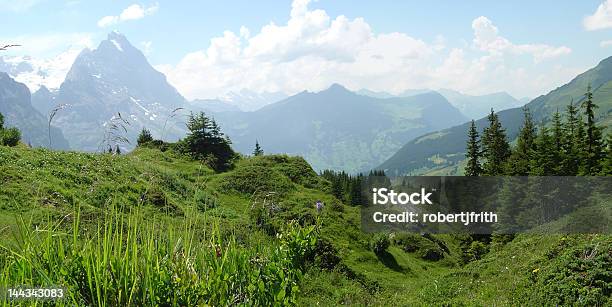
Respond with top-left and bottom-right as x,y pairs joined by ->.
1,0 -> 611,306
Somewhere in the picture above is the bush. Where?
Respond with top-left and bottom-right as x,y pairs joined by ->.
370,234 -> 390,256
311,239 -> 341,270
1,127 -> 21,147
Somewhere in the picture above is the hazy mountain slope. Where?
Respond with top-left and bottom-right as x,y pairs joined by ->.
0,73 -> 69,149
437,89 -> 525,119
214,84 -> 467,172
379,56 -> 612,175
51,32 -> 188,152
189,99 -> 242,113
218,89 -> 287,111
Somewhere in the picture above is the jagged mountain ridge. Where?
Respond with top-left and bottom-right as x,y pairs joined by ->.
42,32 -> 189,151
0,73 -> 69,149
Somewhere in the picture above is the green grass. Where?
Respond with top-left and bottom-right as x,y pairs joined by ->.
0,145 -> 610,306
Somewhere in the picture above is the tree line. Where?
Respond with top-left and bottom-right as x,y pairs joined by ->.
465,86 -> 610,176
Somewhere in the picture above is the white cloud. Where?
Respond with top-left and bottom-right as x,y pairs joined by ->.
472,16 -> 571,63
97,3 -> 159,28
585,0 -> 612,30
159,1 -> 575,100
0,0 -> 42,12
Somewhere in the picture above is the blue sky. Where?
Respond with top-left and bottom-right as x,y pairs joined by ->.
1,0 -> 612,99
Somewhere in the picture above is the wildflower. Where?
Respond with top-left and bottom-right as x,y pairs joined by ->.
532,268 -> 540,273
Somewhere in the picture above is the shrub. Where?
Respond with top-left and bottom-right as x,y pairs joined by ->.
1,127 -> 21,147
311,239 -> 341,270
370,233 -> 390,256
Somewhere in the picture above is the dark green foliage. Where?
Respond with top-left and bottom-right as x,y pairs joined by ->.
182,112 -> 236,172
529,126 -> 557,176
1,127 -> 21,147
506,107 -> 536,175
528,236 -> 612,306
561,101 -> 582,175
370,233 -> 390,256
580,85 -> 606,175
311,239 -> 341,270
0,112 -> 21,147
481,109 -> 511,175
321,170 -> 364,205
114,145 -> 121,155
253,140 -> 264,156
465,120 -> 483,176
136,127 -> 153,146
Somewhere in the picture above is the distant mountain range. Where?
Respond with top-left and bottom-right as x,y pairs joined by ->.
358,88 -> 525,119
0,73 -> 69,149
378,56 -> 612,175
213,84 -> 467,172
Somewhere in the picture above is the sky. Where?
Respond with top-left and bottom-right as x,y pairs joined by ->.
1,0 -> 612,100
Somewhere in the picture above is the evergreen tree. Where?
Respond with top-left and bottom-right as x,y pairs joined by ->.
482,109 -> 511,175
253,140 -> 264,156
183,112 -> 235,171
530,126 -> 557,176
561,101 -> 583,175
348,176 -> 363,206
580,85 -> 605,175
0,112 -> 4,129
115,145 -> 121,155
137,127 -> 153,146
506,107 -> 536,175
550,110 -> 565,175
465,120 -> 483,176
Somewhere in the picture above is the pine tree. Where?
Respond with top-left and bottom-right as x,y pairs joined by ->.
530,126 -> 556,175
561,101 -> 583,175
0,112 -> 4,129
253,140 -> 264,156
550,110 -> 565,175
465,120 -> 483,176
137,127 -> 153,146
482,109 -> 511,175
506,107 -> 536,175
183,112 -> 235,171
580,85 -> 605,175
115,145 -> 121,155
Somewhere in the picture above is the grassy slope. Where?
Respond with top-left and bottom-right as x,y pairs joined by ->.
0,146 -> 609,305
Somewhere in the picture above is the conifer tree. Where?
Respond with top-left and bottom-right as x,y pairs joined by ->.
253,140 -> 264,156
550,110 -> 565,174
137,127 -> 153,146
506,107 -> 536,175
115,145 -> 121,155
465,120 -> 483,176
561,101 -> 583,175
530,126 -> 556,175
482,109 -> 511,175
580,85 -> 605,175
